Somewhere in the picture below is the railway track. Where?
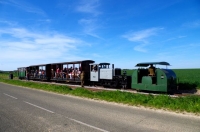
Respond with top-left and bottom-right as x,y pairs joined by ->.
21,80 -> 200,97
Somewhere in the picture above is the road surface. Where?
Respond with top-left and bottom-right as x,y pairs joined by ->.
0,82 -> 200,132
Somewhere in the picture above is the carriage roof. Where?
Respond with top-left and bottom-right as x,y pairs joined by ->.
50,60 -> 94,65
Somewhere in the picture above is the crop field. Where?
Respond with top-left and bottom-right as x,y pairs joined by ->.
173,69 -> 200,89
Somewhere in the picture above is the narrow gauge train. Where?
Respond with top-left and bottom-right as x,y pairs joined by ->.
17,60 -> 177,93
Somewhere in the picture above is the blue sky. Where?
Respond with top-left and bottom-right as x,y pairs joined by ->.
0,0 -> 200,70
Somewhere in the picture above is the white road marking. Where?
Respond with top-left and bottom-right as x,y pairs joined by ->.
3,93 -> 18,99
24,101 -> 55,113
67,117 -> 110,132
24,101 -> 109,131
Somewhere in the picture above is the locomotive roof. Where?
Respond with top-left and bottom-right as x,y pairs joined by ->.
99,63 -> 110,65
135,62 -> 170,67
89,62 -> 110,65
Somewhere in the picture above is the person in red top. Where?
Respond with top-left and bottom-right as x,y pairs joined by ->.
56,68 -> 60,78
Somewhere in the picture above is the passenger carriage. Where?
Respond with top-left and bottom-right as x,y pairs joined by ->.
50,60 -> 94,83
17,67 -> 28,79
28,64 -> 51,81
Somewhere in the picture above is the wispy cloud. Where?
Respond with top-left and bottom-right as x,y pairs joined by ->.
123,28 -> 163,43
0,27 -> 87,68
76,0 -> 101,16
123,27 -> 163,52
75,0 -> 102,38
0,0 -> 45,15
134,44 -> 147,52
163,35 -> 187,42
182,20 -> 200,28
78,18 -> 102,39
0,20 -> 18,26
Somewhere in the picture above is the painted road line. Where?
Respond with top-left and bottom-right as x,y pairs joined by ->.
24,101 -> 55,114
3,93 -> 18,99
67,117 -> 110,132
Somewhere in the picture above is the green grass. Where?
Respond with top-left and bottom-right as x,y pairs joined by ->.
0,72 -> 18,79
0,75 -> 200,114
173,69 -> 200,89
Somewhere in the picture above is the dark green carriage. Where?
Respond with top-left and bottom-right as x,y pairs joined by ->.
131,62 -> 177,93
18,67 -> 27,79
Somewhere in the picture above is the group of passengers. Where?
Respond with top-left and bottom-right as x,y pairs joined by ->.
51,67 -> 81,79
33,69 -> 46,78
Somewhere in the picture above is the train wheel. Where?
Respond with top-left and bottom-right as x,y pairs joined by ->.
111,81 -> 118,88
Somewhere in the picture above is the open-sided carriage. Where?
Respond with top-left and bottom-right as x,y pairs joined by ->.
24,60 -> 94,84
50,60 -> 94,83
28,64 -> 51,81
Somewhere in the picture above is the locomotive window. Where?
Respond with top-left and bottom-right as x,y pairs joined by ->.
91,65 -> 98,72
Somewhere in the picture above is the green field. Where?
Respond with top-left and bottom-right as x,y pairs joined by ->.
173,69 -> 200,89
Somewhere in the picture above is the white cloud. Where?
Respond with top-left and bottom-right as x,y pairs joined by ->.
123,27 -> 163,52
182,20 -> 200,28
123,28 -> 163,43
75,0 -> 103,38
0,27 -> 88,70
133,44 -> 147,52
0,20 -> 18,26
78,18 -> 103,39
0,0 -> 45,15
76,0 -> 101,16
163,35 -> 187,42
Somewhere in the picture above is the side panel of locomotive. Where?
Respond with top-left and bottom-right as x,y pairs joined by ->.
90,63 -> 125,88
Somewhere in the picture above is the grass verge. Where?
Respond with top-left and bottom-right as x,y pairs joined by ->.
0,77 -> 200,114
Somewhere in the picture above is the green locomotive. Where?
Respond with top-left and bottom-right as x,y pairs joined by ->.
124,62 -> 177,93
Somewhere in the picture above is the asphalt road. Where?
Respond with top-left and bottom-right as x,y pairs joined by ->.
0,82 -> 200,132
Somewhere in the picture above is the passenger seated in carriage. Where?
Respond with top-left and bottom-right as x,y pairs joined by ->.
63,67 -> 67,78
148,64 -> 155,76
56,68 -> 60,78
39,69 -> 42,78
74,67 -> 80,78
51,69 -> 54,79
41,70 -> 45,78
68,67 -> 73,79
34,70 -> 38,78
60,70 -> 63,78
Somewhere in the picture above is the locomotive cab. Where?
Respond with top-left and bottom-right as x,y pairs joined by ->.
90,63 -> 123,88
90,63 -> 100,82
131,62 -> 177,93
90,63 -> 113,82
